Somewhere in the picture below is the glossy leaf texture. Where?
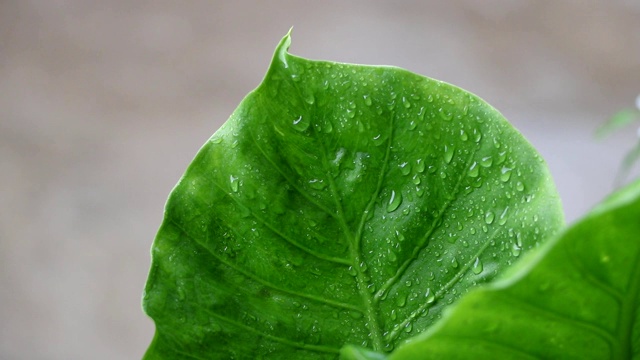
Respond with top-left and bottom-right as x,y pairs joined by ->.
142,32 -> 563,359
377,180 -> 640,360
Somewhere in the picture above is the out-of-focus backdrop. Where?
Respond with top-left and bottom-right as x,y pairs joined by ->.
1,1 -> 638,359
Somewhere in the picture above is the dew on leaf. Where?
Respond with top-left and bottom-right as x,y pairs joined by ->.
438,107 -> 452,121
468,162 -> 479,178
512,243 -> 522,257
425,288 -> 435,303
229,175 -> 239,192
460,129 -> 468,141
498,207 -> 509,225
400,162 -> 411,176
387,190 -> 402,212
404,323 -> 413,333
444,145 -> 454,164
472,257 -> 483,274
480,156 -> 493,168
363,94 -> 372,106
415,159 -> 425,173
500,167 -> 513,182
292,115 -> 310,131
484,211 -> 495,225
516,181 -> 525,192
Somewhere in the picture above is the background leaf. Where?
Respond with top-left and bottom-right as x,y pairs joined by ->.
383,179 -> 640,360
142,33 -> 563,359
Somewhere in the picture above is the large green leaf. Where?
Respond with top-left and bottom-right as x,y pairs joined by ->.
374,180 -> 640,360
142,32 -> 563,359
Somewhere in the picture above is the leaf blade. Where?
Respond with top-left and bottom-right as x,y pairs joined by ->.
386,180 -> 640,359
143,32 -> 563,358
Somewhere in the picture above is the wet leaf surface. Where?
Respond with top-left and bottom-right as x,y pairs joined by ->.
142,32 -> 563,359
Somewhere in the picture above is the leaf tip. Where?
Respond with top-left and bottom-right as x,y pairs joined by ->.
274,28 -> 293,69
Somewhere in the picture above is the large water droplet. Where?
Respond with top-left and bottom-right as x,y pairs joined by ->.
472,257 -> 483,274
425,288 -> 435,303
292,115 -> 310,132
512,243 -> 522,257
460,129 -> 468,141
415,159 -> 425,173
498,207 -> 509,225
451,257 -> 459,268
229,175 -> 239,192
404,323 -> 413,333
444,145 -> 454,164
396,295 -> 407,307
364,95 -> 372,106
399,162 -> 411,176
484,211 -> 495,225
468,162 -> 479,177
516,181 -> 525,192
387,190 -> 402,212
500,167 -> 513,182
402,96 -> 411,108
480,156 -> 493,168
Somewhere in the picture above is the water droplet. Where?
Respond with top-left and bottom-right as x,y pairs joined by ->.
473,128 -> 482,143
399,162 -> 411,176
323,121 -> 333,133
402,96 -> 411,108
404,323 -> 413,333
396,295 -> 407,307
484,211 -> 495,225
498,207 -> 509,225
412,174 -> 421,185
468,162 -> 479,177
512,243 -> 522,257
425,288 -> 435,303
497,151 -> 507,164
480,156 -> 493,168
500,167 -> 513,182
348,266 -> 357,276
292,115 -> 310,131
364,95 -> 372,106
415,159 -> 425,173
426,94 -> 434,102
472,257 -> 483,274
388,250 -> 397,262
516,181 -> 525,192
309,179 -> 326,190
372,134 -> 387,146
387,190 -> 402,212
460,129 -> 468,141
229,175 -> 239,192
438,107 -> 452,121
451,257 -> 459,268
303,92 -> 315,105
444,145 -> 454,164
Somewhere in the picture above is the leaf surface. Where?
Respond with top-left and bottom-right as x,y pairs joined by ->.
380,180 -> 640,360
142,32 -> 563,359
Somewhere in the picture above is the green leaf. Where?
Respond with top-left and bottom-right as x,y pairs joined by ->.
384,180 -> 640,360
142,32 -> 563,359
596,108 -> 640,139
615,142 -> 640,186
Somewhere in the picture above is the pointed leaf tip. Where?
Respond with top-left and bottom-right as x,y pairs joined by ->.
275,29 -> 293,69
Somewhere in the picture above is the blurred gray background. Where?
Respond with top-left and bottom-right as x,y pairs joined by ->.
1,1 -> 639,359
